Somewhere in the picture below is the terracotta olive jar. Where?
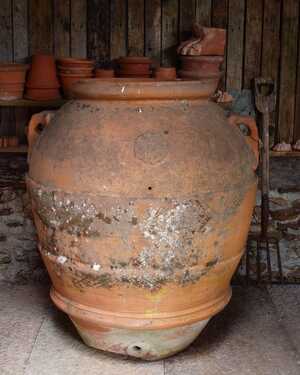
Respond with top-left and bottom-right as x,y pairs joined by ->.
27,78 -> 259,360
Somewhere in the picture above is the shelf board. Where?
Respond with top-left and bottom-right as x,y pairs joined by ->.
270,151 -> 300,158
0,98 -> 66,107
0,145 -> 28,154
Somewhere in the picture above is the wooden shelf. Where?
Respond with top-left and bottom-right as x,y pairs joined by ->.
270,151 -> 300,158
0,99 -> 66,107
0,145 -> 28,154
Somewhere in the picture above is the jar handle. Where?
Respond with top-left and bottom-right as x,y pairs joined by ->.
228,114 -> 260,170
27,111 -> 56,160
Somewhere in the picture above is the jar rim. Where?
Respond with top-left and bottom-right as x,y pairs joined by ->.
70,77 -> 220,100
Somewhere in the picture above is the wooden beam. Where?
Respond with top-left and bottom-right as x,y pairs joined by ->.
261,0 -> 281,81
180,0 -> 195,41
29,0 -> 54,54
294,10 -> 300,143
212,0 -> 228,90
195,0 -> 212,27
54,0 -> 70,57
226,0 -> 245,91
162,0 -> 179,66
0,0 -> 13,62
13,0 -> 28,62
145,0 -> 162,64
110,0 -> 127,59
278,0 -> 299,143
71,0 -> 87,58
0,1 -> 14,137
212,0 -> 227,28
127,0 -> 145,56
87,0 -> 110,63
244,0 -> 263,88
261,0 -> 281,140
13,1 -> 30,144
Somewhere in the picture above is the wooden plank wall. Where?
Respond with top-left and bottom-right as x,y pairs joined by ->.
0,0 -> 300,143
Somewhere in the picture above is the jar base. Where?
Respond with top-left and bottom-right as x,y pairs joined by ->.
71,317 -> 210,361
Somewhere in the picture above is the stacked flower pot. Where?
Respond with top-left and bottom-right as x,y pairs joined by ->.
25,55 -> 61,101
116,57 -> 152,78
57,58 -> 95,99
0,63 -> 29,100
95,68 -> 115,78
177,25 -> 226,87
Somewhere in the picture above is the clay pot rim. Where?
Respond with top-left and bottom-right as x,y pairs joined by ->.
58,65 -> 94,71
59,73 -> 93,78
25,88 -> 61,101
179,55 -> 224,62
95,68 -> 114,72
57,58 -> 96,66
0,82 -> 24,87
71,77 -> 219,100
0,63 -> 29,71
117,56 -> 152,64
178,70 -> 224,79
156,67 -> 176,71
26,83 -> 60,89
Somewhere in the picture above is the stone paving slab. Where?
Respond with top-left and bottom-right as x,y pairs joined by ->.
268,285 -> 300,354
0,283 -> 50,375
165,286 -> 300,375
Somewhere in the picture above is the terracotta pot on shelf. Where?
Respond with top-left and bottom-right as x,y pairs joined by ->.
26,88 -> 61,101
0,63 -> 29,100
58,66 -> 94,75
95,68 -> 115,78
27,78 -> 258,361
8,136 -> 19,147
117,56 -> 152,78
59,73 -> 93,99
25,55 -> 61,101
57,57 -> 96,99
154,67 -> 177,80
57,58 -> 95,69
178,56 -> 223,86
177,26 -> 226,56
0,84 -> 24,100
26,55 -> 60,89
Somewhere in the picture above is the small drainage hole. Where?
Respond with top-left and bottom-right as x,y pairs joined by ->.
133,345 -> 142,352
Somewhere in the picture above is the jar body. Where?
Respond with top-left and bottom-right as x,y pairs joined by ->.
27,84 -> 257,360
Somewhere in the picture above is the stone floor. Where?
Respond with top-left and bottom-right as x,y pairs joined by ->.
0,283 -> 299,375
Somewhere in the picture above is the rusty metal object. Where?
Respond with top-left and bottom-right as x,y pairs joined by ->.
27,79 -> 258,360
248,78 -> 281,284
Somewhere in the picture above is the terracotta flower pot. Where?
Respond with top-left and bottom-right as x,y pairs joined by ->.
57,58 -> 95,69
25,88 -> 61,101
117,56 -> 152,78
95,69 -> 115,78
0,63 -> 29,100
27,78 -> 258,360
0,83 -> 24,100
58,66 -> 94,75
178,55 -> 224,83
59,73 -> 93,99
177,26 -> 226,56
0,63 -> 29,83
26,55 -> 60,89
8,136 -> 19,147
154,67 -> 177,80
